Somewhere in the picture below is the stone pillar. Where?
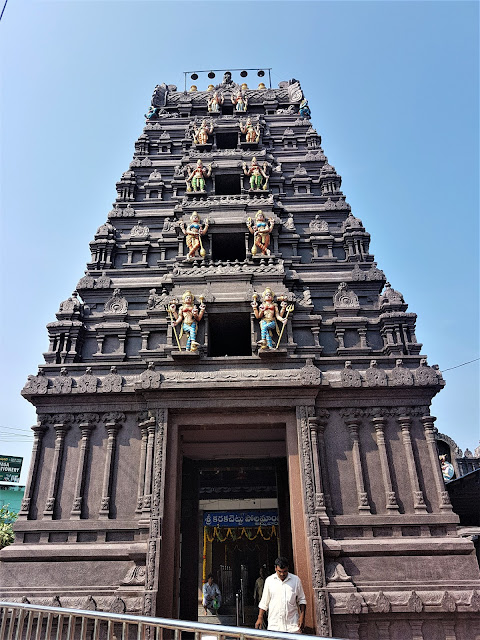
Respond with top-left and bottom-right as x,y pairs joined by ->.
144,409 -> 168,618
43,415 -> 72,519
358,327 -> 368,350
397,411 -> 427,513
371,413 -> 399,511
308,411 -> 332,514
335,327 -> 345,349
443,621 -> 457,640
376,621 -> 390,640
142,418 -> 157,514
18,422 -> 47,519
70,414 -> 98,519
296,406 -> 332,637
345,621 -> 360,639
136,421 -> 149,512
410,620 -> 423,640
307,417 -> 327,516
99,412 -> 124,519
342,410 -> 371,512
421,414 -> 453,511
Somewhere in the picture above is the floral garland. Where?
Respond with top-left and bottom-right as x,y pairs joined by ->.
205,525 -> 277,543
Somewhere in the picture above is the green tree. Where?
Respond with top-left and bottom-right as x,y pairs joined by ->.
0,505 -> 18,549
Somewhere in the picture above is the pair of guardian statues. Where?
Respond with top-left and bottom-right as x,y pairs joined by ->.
167,288 -> 292,353
180,210 -> 273,260
191,117 -> 260,147
184,157 -> 269,193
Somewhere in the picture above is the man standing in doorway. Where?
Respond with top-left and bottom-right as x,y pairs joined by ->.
255,557 -> 306,633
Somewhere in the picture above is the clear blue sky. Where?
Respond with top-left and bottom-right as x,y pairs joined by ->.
1,0 -> 478,483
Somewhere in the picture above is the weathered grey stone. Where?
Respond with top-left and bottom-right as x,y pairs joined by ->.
4,72 -> 479,640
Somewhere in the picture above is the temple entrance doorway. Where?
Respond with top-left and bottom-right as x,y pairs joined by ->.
179,458 -> 293,624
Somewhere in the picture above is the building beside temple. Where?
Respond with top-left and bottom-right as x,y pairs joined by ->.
1,70 -> 479,639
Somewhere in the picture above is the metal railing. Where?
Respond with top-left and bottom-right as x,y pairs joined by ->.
0,602 -> 344,640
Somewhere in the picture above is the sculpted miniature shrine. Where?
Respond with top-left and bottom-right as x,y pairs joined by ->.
1,70 -> 479,640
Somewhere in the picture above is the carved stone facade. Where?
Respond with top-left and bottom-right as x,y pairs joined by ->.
1,74 -> 479,640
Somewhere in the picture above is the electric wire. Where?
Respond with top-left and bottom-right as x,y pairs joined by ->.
0,0 -> 8,22
441,358 -> 480,373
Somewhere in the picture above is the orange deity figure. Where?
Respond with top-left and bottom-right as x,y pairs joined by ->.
246,210 -> 274,256
180,211 -> 209,260
207,91 -> 224,113
240,117 -> 260,143
243,157 -> 268,191
232,92 -> 248,112
186,159 -> 212,193
169,290 -> 206,352
193,119 -> 214,145
251,288 -> 288,350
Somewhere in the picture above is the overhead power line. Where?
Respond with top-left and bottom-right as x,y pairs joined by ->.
441,358 -> 480,373
1,426 -> 34,434
0,0 -> 8,22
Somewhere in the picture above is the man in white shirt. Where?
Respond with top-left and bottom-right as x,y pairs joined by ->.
202,574 -> 221,615
255,557 -> 306,633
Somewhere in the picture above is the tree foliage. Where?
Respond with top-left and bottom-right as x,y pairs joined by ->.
0,505 -> 18,549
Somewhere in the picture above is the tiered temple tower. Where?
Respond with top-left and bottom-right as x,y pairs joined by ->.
1,71 -> 479,640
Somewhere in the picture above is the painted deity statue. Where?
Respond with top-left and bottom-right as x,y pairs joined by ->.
299,98 -> 311,118
180,211 -> 209,260
243,157 -> 268,191
186,159 -> 212,193
246,210 -> 274,256
252,288 -> 288,350
240,117 -> 260,143
193,119 -> 214,145
169,290 -> 206,352
207,92 -> 224,113
439,455 -> 455,481
232,93 -> 248,112
145,106 -> 160,121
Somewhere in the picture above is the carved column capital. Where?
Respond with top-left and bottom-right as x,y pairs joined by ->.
138,410 -> 156,429
371,414 -> 388,429
397,414 -> 412,430
31,424 -> 48,436
346,420 -> 360,438
421,414 -> 437,438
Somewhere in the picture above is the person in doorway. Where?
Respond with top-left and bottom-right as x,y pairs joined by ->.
253,566 -> 266,605
202,574 -> 221,615
255,557 -> 306,633
253,566 -> 267,628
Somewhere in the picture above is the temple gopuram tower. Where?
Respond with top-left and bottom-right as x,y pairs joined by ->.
1,70 -> 479,640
